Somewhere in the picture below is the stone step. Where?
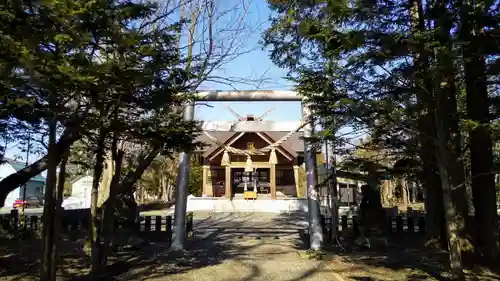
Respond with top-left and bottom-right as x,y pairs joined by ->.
187,197 -> 308,213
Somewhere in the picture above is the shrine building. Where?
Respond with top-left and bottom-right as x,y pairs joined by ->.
194,113 -> 325,200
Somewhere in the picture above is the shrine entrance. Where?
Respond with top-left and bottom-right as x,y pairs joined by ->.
171,90 -> 324,252
231,168 -> 271,196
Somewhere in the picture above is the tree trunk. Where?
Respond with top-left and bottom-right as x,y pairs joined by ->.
435,97 -> 465,280
106,146 -> 162,232
140,184 -> 145,204
461,1 -> 500,264
50,150 -> 69,280
423,170 -> 448,249
98,155 -> 113,207
388,180 -> 394,204
431,2 -> 476,263
162,176 -> 168,201
433,0 -> 470,214
406,182 -> 411,205
400,178 -> 408,207
380,180 -> 390,206
409,0 -> 447,249
416,81 -> 447,248
40,116 -> 59,281
0,128 -> 79,207
120,146 -> 162,193
436,152 -> 466,281
330,160 -> 339,242
101,134 -> 123,267
410,181 -> 416,203
89,130 -> 107,277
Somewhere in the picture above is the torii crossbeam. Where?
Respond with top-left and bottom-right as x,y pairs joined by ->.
195,90 -> 302,101
171,90 -> 323,251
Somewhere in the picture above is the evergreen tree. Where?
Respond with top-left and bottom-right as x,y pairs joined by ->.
263,0 -> 500,278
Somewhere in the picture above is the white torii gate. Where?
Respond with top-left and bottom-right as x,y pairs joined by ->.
171,90 -> 324,251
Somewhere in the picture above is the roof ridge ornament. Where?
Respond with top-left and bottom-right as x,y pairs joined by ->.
203,119 -> 308,156
223,106 -> 276,121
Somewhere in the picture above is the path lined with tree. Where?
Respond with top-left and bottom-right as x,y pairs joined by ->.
0,0 -> 499,280
264,0 -> 499,280
0,0 -> 259,280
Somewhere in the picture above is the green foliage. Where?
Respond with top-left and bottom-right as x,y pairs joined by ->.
188,157 -> 203,197
0,0 -> 201,154
263,0 -> 500,172
0,0 -> 204,200
497,184 -> 500,207
265,0 -> 500,270
63,181 -> 73,197
139,154 -> 204,199
139,155 -> 177,199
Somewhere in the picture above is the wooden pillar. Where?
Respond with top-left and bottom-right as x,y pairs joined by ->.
270,164 -> 276,199
293,165 -> 300,198
202,165 -> 207,195
202,165 -> 212,196
225,166 -> 231,199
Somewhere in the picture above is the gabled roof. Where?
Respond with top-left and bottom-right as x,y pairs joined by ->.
196,132 -> 238,157
265,131 -> 304,153
4,158 -> 46,183
196,131 -> 305,158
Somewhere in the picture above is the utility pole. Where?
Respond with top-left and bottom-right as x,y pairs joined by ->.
329,117 -> 339,243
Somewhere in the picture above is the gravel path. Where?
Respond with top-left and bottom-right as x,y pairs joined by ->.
138,212 -> 340,281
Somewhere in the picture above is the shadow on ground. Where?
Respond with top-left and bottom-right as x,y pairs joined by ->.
325,235 -> 500,281
335,240 -> 449,281
111,212 -> 314,281
0,212 -> 318,281
0,237 -> 91,281
2,212 -> 498,281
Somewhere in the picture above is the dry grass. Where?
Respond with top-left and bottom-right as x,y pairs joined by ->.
0,232 -> 144,281
327,255 -> 435,281
2,210 -> 499,281
328,258 -> 500,281
0,238 -> 90,281
323,238 -> 500,281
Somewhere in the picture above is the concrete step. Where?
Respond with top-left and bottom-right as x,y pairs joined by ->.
187,197 -> 308,213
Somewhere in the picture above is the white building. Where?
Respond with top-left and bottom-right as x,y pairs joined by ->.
64,175 -> 93,209
0,159 -> 45,207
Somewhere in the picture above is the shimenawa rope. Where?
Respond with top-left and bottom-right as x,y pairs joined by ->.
203,119 -> 308,156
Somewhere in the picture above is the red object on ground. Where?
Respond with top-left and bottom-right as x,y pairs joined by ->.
12,199 -> 27,209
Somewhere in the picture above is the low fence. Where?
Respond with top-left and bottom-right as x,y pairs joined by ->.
321,214 -> 427,238
322,214 -> 500,239
0,209 -> 194,244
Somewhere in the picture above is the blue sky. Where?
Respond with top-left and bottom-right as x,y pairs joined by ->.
193,0 -> 303,122
4,0 -> 301,162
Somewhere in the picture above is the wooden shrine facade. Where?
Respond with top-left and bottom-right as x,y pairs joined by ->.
196,130 -> 323,200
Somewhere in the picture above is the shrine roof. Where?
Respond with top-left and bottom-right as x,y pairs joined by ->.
196,131 -> 304,157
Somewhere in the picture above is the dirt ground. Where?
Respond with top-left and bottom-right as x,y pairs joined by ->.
325,241 -> 500,281
1,212 -> 499,281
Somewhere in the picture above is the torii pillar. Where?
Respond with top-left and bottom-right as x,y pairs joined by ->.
171,90 -> 324,251
171,102 -> 194,251
302,103 -> 324,250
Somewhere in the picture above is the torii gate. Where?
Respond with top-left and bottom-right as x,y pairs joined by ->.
171,90 -> 324,251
